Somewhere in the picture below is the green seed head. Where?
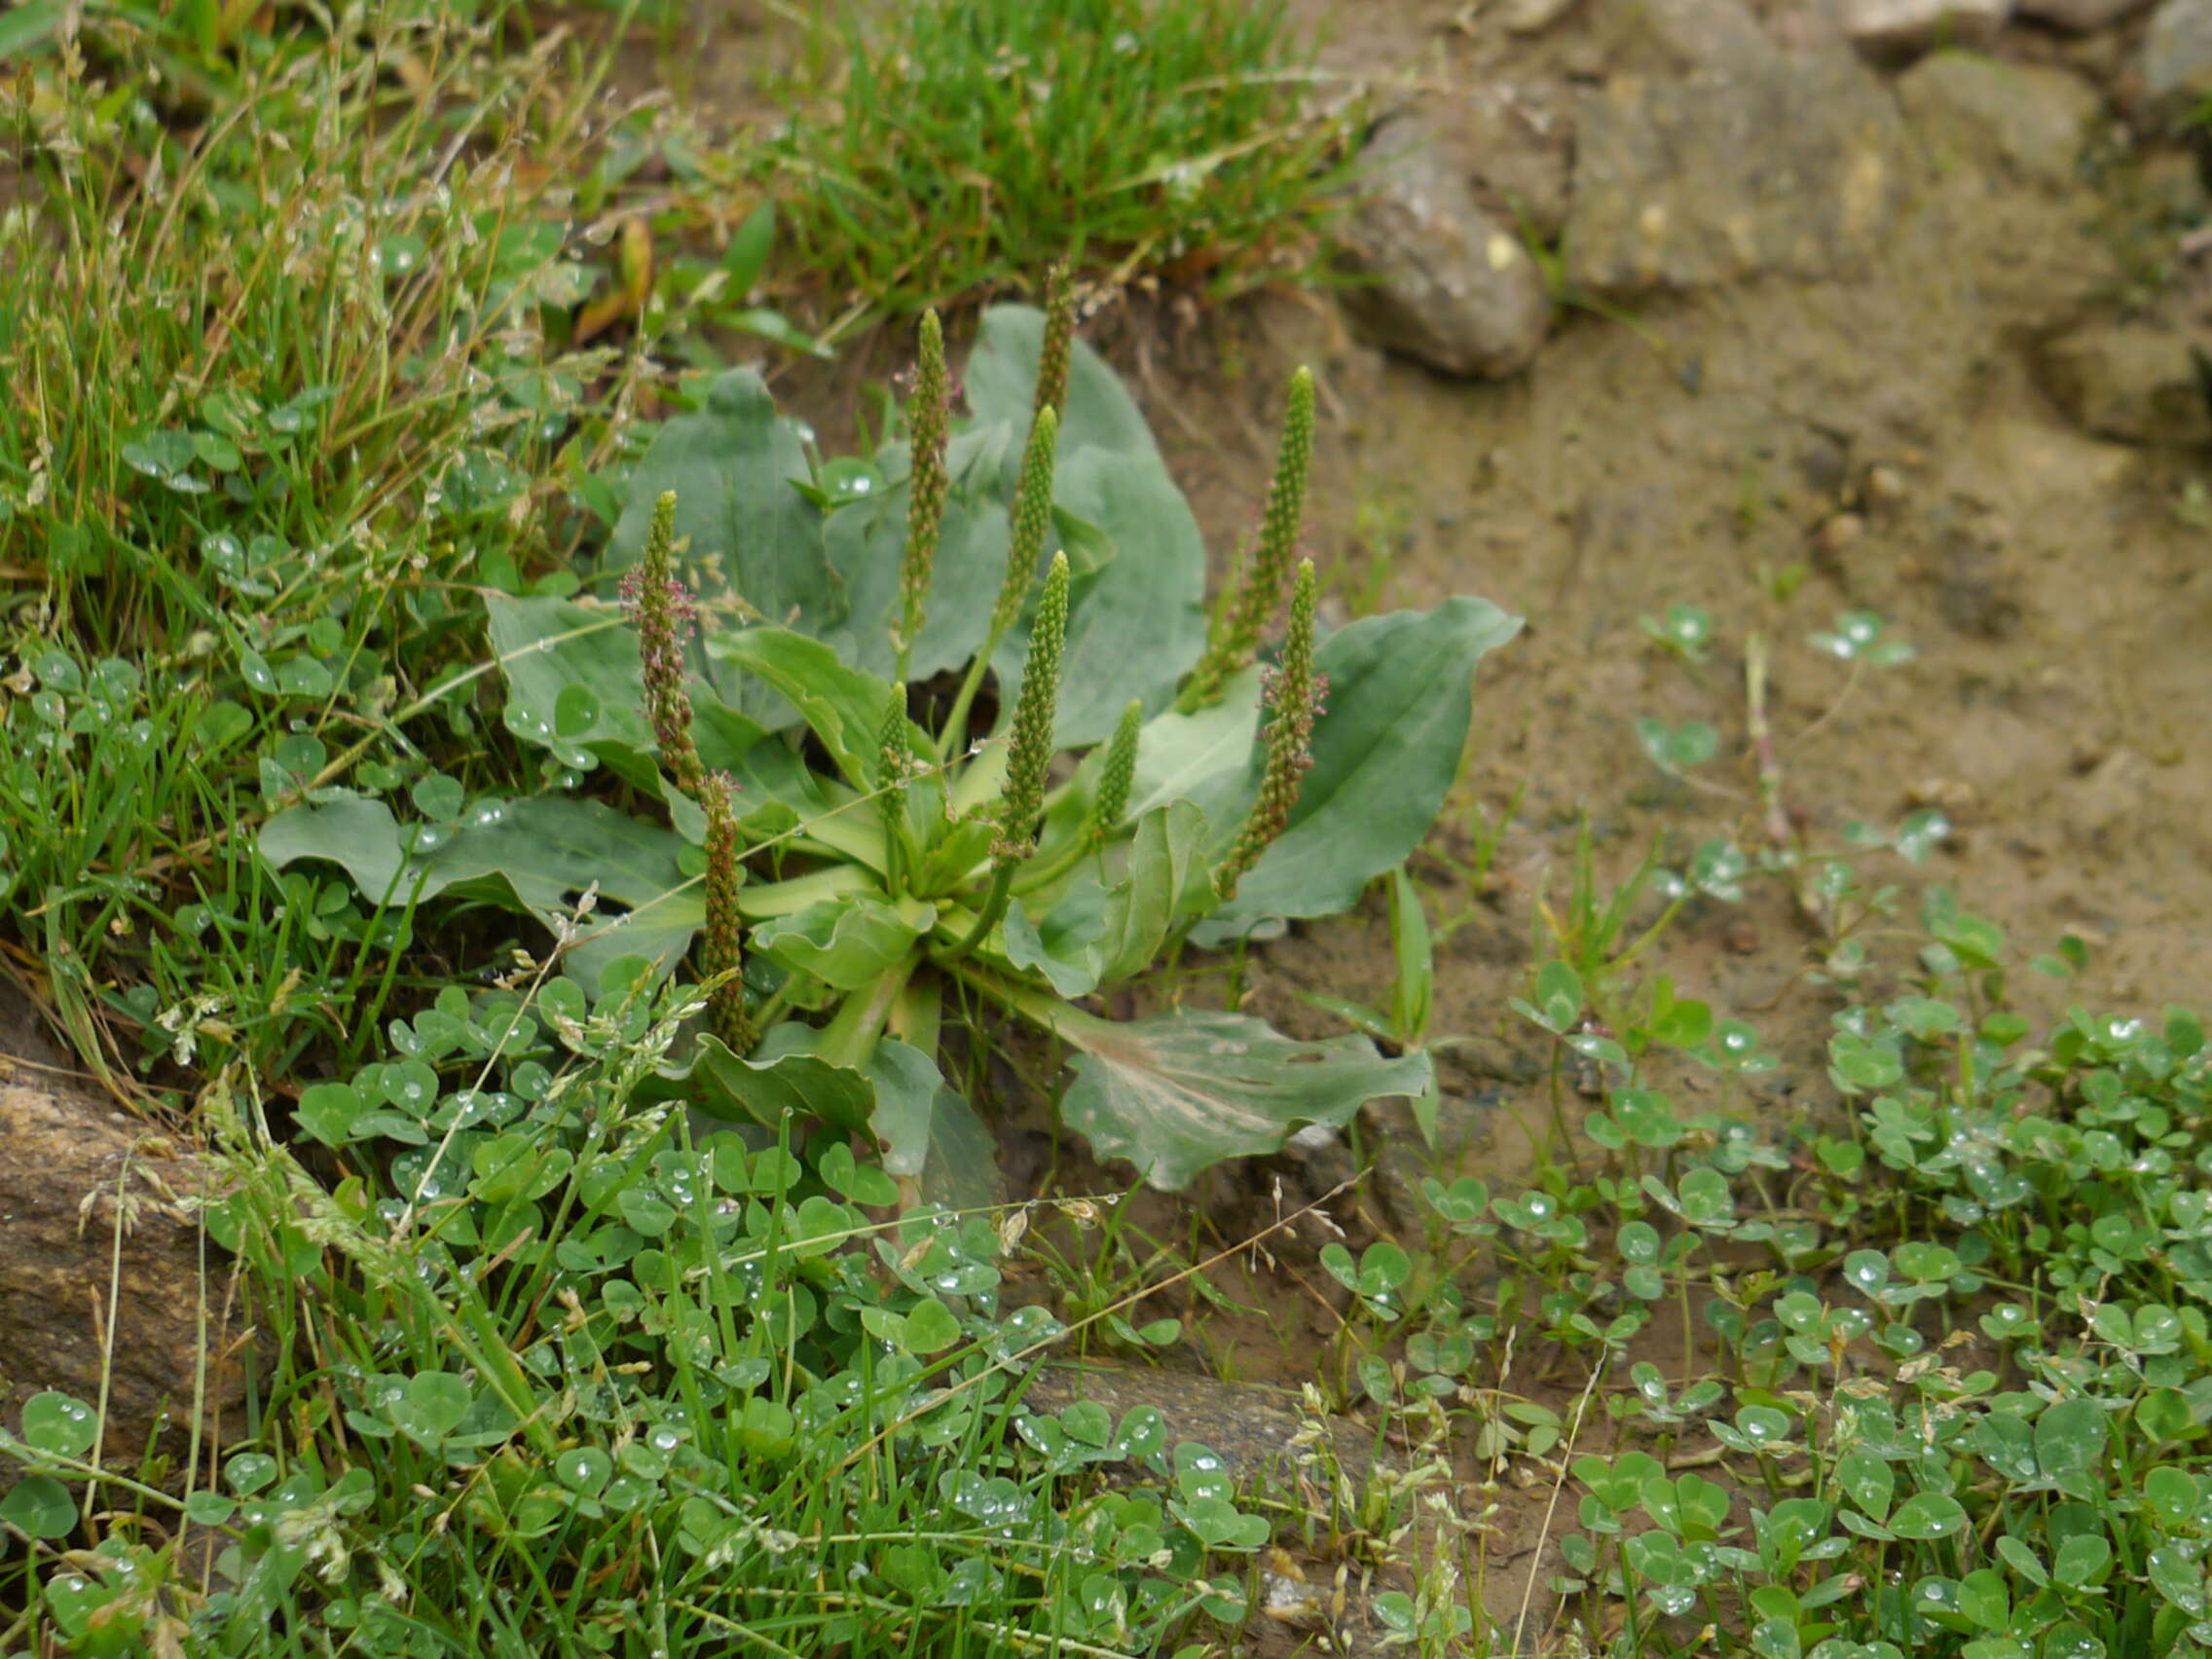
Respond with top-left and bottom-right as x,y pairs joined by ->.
1184,367 -> 1315,709
701,772 -> 754,1052
1217,559 -> 1321,900
898,310 -> 950,672
990,404 -> 1059,640
1088,698 -> 1143,844
995,550 -> 1070,865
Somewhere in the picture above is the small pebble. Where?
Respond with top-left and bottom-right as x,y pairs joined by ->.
1817,512 -> 1865,556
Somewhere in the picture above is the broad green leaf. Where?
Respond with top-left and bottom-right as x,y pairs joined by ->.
966,306 -> 1160,460
966,307 -> 1208,742
2035,1398 -> 2108,1494
752,896 -> 929,990
259,793 -> 431,906
817,431 -> 1017,685
1123,665 -> 1264,830
1196,596 -> 1524,942
867,1044 -> 1005,1210
1002,801 -> 1216,997
1023,999 -> 1432,1190
0,1476 -> 75,1540
1088,800 -> 1217,985
674,1028 -> 876,1135
19,1391 -> 96,1458
484,593 -> 658,787
261,794 -> 700,985
1002,895 -> 1107,999
608,368 -> 838,709
704,626 -> 896,790
388,1372 -> 473,1446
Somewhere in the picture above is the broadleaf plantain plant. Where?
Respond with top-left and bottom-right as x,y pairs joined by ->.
263,288 -> 1520,1193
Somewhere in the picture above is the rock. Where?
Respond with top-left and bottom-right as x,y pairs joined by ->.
1456,86 -> 1574,241
1840,0 -> 2008,61
1896,54 -> 2101,191
2144,0 -> 2212,127
0,1068 -> 243,1493
1936,507 -> 2024,639
1502,0 -> 1582,30
2036,320 -> 2212,445
1588,0 -> 1776,74
1566,48 -> 1907,296
2017,0 -> 2152,27
2063,747 -> 2158,853
1336,116 -> 1554,379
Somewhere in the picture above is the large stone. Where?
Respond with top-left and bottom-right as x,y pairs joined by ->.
2036,320 -> 2212,445
0,1068 -> 243,1493
1457,86 -> 1574,240
1565,48 -> 1907,296
1336,116 -> 1554,379
2144,0 -> 2212,127
1840,0 -> 2009,61
1588,0 -> 1776,74
2016,0 -> 2152,27
1897,54 -> 2100,191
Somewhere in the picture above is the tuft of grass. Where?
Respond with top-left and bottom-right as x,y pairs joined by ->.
0,3 -> 647,1084
761,0 -> 1361,326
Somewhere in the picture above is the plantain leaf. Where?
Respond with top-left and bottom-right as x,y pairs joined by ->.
965,307 -> 1208,744
1193,597 -> 1523,943
751,896 -> 930,991
607,368 -> 838,704
1024,1000 -> 1433,1190
867,1046 -> 1006,1210
483,593 -> 654,775
704,626 -> 896,792
1002,896 -> 1107,999
260,793 -> 701,985
676,1029 -> 877,1136
818,427 -> 1018,684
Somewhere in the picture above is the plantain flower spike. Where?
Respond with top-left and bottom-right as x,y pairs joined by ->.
897,310 -> 951,682
1033,263 -> 1076,422
620,490 -> 708,804
1183,366 -> 1315,710
1217,559 -> 1324,900
990,403 -> 1059,640
879,682 -> 914,880
701,772 -> 755,1052
994,550 -> 1070,867
1086,698 -> 1143,846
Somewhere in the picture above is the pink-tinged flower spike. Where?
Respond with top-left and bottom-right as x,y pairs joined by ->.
619,489 -> 707,805
896,310 -> 950,686
701,771 -> 755,1053
1217,559 -> 1324,901
1182,366 -> 1314,711
1033,263 -> 1076,423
